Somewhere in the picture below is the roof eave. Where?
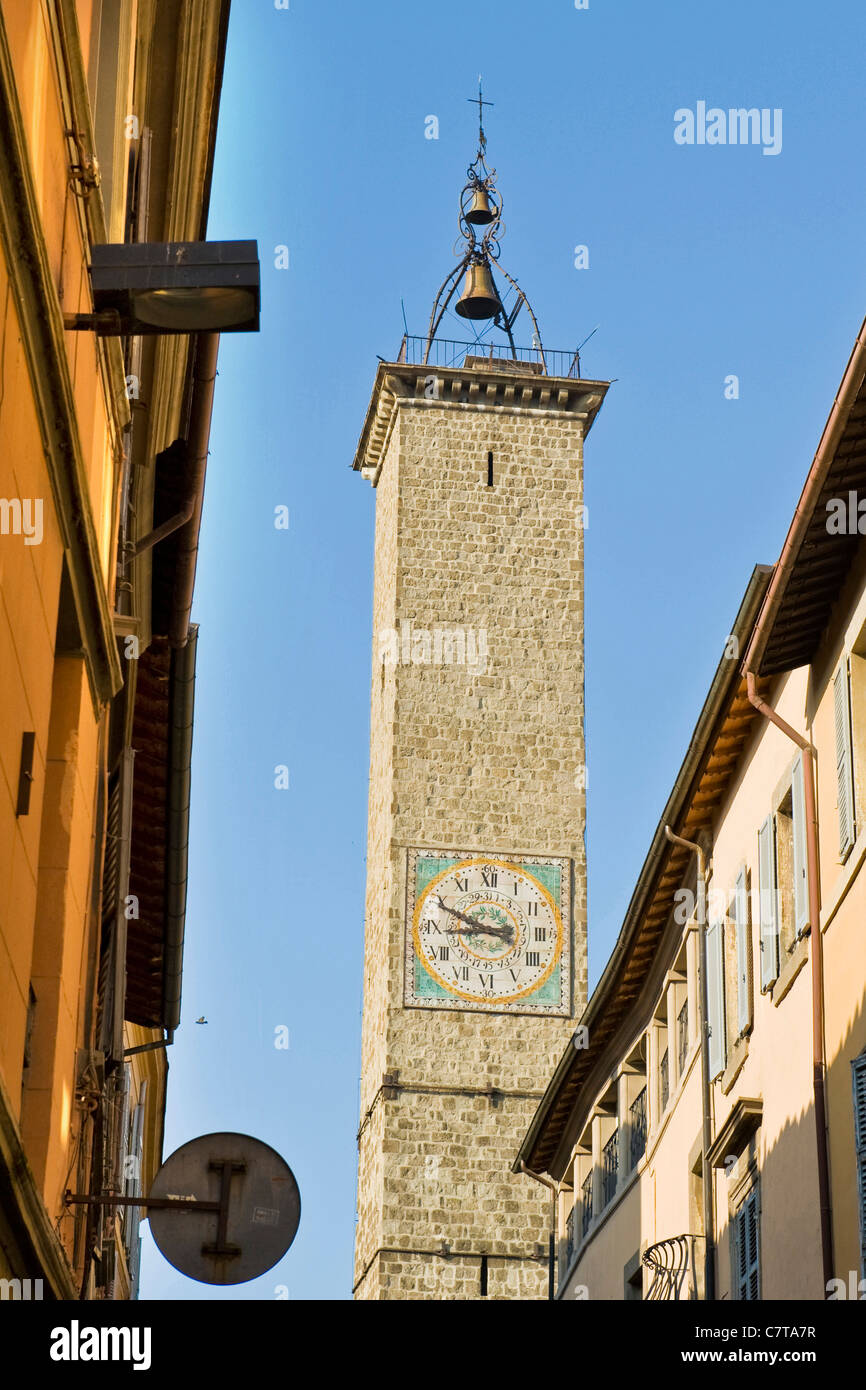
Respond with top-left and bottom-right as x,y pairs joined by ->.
514,563 -> 773,1174
745,314 -> 866,676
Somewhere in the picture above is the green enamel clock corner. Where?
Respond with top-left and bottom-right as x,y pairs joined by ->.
415,854 -> 459,894
521,862 -> 560,897
414,958 -> 451,999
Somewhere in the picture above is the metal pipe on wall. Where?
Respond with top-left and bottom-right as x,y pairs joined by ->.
519,1161 -> 558,1301
664,826 -> 716,1301
745,670 -> 834,1294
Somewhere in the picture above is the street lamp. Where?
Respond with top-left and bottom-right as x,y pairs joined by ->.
64,240 -> 260,335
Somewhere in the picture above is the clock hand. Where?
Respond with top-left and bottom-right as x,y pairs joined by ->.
433,895 -> 514,943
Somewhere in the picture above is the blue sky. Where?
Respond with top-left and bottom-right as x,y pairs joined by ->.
139,0 -> 866,1299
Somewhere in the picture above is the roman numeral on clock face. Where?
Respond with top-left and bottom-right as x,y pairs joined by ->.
480,867 -> 497,887
526,900 -> 539,916
454,876 -> 468,892
435,945 -> 449,962
525,951 -> 541,967
534,926 -> 547,942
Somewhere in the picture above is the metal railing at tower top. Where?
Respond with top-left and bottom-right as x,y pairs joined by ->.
395,334 -> 582,379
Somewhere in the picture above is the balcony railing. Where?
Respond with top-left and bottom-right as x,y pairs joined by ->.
642,1235 -> 701,1301
678,999 -> 690,1078
395,334 -> 583,379
602,1129 -> 619,1207
660,1048 -> 670,1112
564,1204 -> 575,1271
629,1086 -> 648,1169
581,1170 -> 593,1238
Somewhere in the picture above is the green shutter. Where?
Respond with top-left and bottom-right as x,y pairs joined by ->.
734,867 -> 752,1035
734,1187 -> 761,1300
791,754 -> 809,937
706,919 -> 726,1081
853,1053 -> 866,1280
745,1189 -> 760,1300
834,663 -> 855,859
758,815 -> 779,990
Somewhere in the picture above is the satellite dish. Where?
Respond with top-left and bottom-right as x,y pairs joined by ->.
146,1132 -> 301,1285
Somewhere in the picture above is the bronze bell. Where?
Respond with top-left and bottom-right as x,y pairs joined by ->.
455,260 -> 502,320
465,185 -> 497,226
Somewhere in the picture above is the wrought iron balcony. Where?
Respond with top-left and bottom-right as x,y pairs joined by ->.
629,1086 -> 648,1169
677,999 -> 690,1078
564,1203 -> 575,1272
660,1047 -> 670,1113
602,1129 -> 619,1207
642,1234 -> 704,1300
581,1170 -> 593,1238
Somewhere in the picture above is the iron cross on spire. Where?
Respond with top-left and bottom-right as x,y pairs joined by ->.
468,76 -> 493,151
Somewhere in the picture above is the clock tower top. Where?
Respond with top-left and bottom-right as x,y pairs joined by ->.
352,89 -> 609,488
424,79 -> 549,364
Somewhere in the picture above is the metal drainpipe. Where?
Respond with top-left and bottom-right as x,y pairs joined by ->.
519,1162 -> 557,1300
745,670 -> 834,1293
663,826 -> 716,1301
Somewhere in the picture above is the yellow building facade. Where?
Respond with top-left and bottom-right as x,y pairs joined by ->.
518,315 -> 866,1302
0,0 -> 230,1299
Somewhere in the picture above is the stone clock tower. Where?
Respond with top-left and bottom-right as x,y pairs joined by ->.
352,107 -> 609,1300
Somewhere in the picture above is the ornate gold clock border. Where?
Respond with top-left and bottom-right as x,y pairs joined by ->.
403,845 -> 574,1016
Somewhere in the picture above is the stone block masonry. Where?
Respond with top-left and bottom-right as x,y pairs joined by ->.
353,363 -> 607,1299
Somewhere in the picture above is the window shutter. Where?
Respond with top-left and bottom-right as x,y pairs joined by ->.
834,663 -> 855,859
745,1189 -> 760,1299
853,1053 -> 866,1280
757,815 -> 779,990
737,1203 -> 748,1297
706,919 -> 726,1081
124,1079 -> 148,1299
734,1187 -> 761,1300
98,748 -> 135,1060
791,754 -> 810,936
734,868 -> 752,1035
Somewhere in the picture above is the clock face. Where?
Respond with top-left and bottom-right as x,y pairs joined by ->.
405,850 -> 571,1015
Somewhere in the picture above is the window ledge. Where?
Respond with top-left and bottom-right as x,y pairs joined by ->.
771,933 -> 809,1006
720,1034 -> 750,1095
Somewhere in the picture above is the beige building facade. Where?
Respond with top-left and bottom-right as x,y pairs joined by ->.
517,316 -> 866,1302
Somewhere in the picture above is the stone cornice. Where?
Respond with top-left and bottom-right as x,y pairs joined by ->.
352,362 -> 610,486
